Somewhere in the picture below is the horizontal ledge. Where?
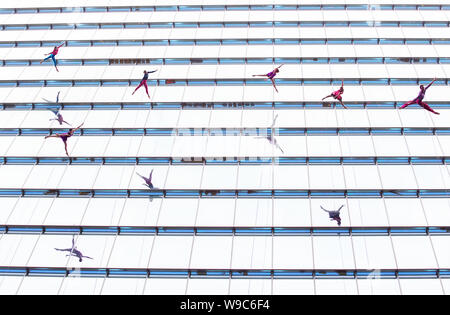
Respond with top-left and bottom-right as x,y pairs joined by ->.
0,189 -> 447,198
2,78 -> 450,87
1,156 -> 449,166
3,56 -> 449,65
2,101 -> 450,110
2,4 -> 448,14
0,266 -> 448,279
1,127 -> 449,136
1,225 -> 450,236
2,21 -> 450,31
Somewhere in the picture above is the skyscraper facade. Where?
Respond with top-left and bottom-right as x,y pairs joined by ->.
0,0 -> 449,295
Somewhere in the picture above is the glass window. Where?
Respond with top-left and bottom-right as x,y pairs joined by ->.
201,165 -> 237,189
357,279 -> 401,295
273,199 -> 311,227
392,236 -> 437,269
307,136 -> 341,156
118,198 -> 161,227
378,165 -> 418,189
101,279 -> 147,295
0,165 -> 33,188
59,277 -> 104,295
157,198 -> 198,226
347,199 -> 389,227
6,198 -> 52,226
315,279 -> 358,295
229,279 -> 272,295
273,236 -> 313,269
44,198 -> 88,226
148,236 -> 193,269
204,136 -> 240,157
104,136 -> 142,157
81,198 -> 126,226
344,165 -> 383,189
7,137 -> 45,157
308,165 -> 345,189
353,236 -> 397,269
108,235 -> 154,268
430,236 -> 450,269
187,279 -> 229,295
399,279 -> 444,295
234,199 -> 272,227
372,136 -> 409,156
414,165 -> 450,189
0,276 -> 26,295
18,277 -> 64,295
313,236 -> 355,269
421,199 -> 450,226
138,136 -> 174,157
144,278 -> 188,295
190,236 -> 232,269
340,136 -> 376,157
237,165 -> 272,190
196,198 -> 235,227
273,279 -> 315,295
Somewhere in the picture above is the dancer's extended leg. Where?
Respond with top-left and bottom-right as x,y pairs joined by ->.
41,55 -> 52,64
419,101 -> 440,115
51,55 -> 59,72
400,100 -> 416,109
270,78 -> 278,93
338,99 -> 348,109
132,81 -> 144,95
63,140 -> 69,156
143,81 -> 150,98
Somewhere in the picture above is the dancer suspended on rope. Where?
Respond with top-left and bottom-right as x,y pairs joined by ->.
254,114 -> 284,153
399,78 -> 439,115
322,80 -> 347,109
44,123 -> 83,157
320,205 -> 344,226
40,42 -> 65,72
132,70 -> 158,99
252,64 -> 284,93
55,235 -> 93,262
42,91 -> 71,126
137,169 -> 154,189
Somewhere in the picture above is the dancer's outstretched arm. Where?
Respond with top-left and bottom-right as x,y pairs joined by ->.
425,78 -> 436,90
45,134 -> 61,139
73,123 -> 84,132
55,248 -> 71,252
136,172 -> 147,181
320,206 -> 331,213
337,205 -> 345,212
